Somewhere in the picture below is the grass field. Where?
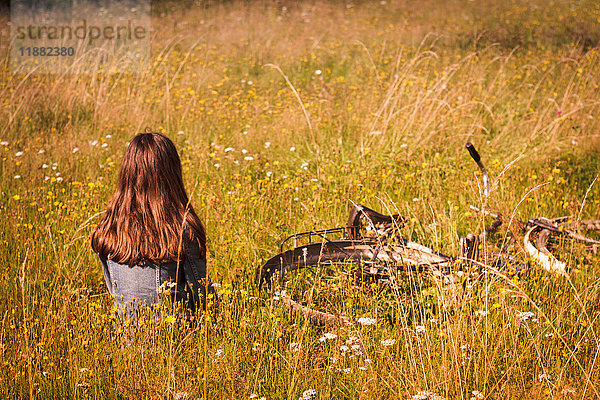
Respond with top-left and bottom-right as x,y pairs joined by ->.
1,0 -> 600,398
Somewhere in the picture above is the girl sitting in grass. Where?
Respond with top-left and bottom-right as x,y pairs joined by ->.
91,131 -> 217,319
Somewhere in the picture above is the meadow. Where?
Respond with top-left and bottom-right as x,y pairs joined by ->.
1,0 -> 600,398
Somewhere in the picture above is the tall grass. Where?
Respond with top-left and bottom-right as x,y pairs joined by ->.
1,0 -> 600,398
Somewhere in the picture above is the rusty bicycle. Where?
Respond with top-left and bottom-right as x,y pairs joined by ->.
255,143 -> 600,325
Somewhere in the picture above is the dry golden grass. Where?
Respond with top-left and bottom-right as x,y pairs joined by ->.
1,0 -> 600,398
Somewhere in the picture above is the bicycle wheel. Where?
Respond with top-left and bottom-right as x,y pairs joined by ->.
524,219 -> 600,275
256,238 -> 452,287
256,237 -> 453,325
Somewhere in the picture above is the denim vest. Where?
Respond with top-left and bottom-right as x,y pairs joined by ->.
99,233 -> 216,318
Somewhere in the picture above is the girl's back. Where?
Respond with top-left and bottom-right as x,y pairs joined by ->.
91,132 -> 216,318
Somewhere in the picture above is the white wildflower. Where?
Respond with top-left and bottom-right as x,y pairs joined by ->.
470,390 -> 484,400
358,317 -> 376,326
516,311 -> 535,322
318,332 -> 338,342
290,146 -> 296,151
346,336 -> 359,344
289,342 -> 302,352
264,141 -> 271,148
225,147 -> 235,152
244,156 -> 254,161
300,389 -> 316,400
15,151 -> 23,156
415,325 -> 426,333
315,69 -> 322,75
380,338 -> 396,347
411,391 -> 446,400
72,147 -> 79,153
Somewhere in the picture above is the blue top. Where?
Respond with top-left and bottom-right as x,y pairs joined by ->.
99,231 -> 216,319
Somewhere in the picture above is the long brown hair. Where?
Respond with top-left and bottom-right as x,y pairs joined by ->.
91,132 -> 206,265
